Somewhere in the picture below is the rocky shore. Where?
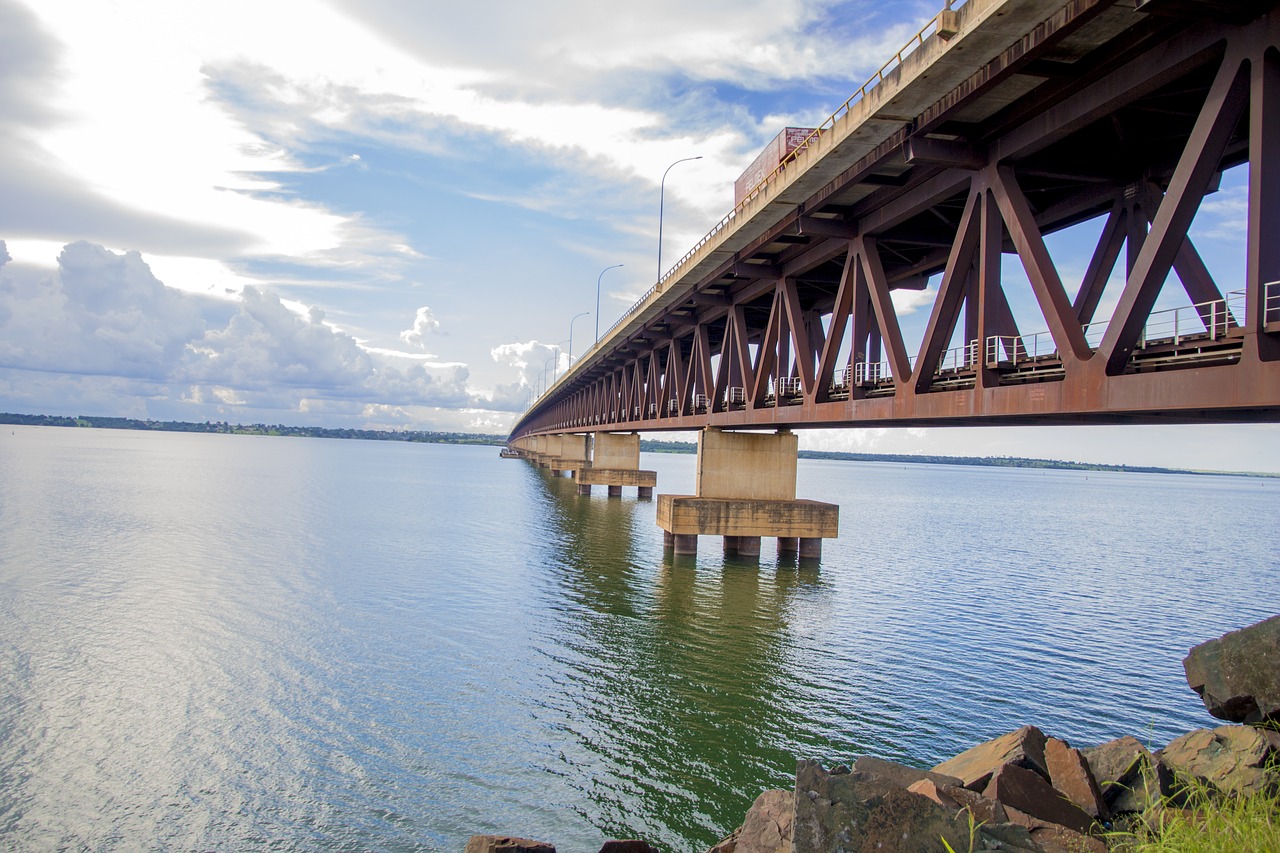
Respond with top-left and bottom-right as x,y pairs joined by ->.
466,615 -> 1279,853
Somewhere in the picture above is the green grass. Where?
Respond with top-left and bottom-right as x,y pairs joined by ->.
1106,774 -> 1280,852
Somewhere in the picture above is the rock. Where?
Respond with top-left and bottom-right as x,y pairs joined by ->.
791,760 -> 971,853
983,763 -> 1097,835
1045,737 -> 1109,820
930,725 -> 1050,790
906,778 -> 1009,825
465,836 -> 556,853
1158,725 -> 1278,796
1009,816 -> 1107,853
975,822 -> 1042,851
1080,736 -> 1173,814
851,756 -> 963,791
855,787 -> 976,853
707,789 -> 793,853
598,842 -> 659,853
1183,615 -> 1280,724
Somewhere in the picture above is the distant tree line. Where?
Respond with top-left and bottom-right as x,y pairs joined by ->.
4,412 -> 1270,477
0,412 -> 504,447
638,438 -> 1271,478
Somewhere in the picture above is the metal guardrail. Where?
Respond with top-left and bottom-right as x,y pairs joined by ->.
843,289 -> 1250,390
1264,280 -> 1280,325
584,1 -> 973,357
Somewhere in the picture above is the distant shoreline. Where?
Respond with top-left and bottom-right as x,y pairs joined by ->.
4,411 -> 1275,479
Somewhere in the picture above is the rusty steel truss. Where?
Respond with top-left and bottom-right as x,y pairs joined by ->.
511,0 -> 1280,441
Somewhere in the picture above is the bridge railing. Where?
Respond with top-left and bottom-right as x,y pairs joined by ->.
591,0 -> 973,352
1264,280 -> 1280,328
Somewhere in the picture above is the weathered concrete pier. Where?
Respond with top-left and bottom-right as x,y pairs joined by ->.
573,432 -> 657,498
657,428 -> 838,558
506,432 -> 657,498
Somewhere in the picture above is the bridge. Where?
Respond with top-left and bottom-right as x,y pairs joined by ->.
506,0 -> 1280,558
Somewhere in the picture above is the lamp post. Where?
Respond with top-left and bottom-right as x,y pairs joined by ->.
595,264 -> 624,343
568,311 -> 589,368
657,155 -> 702,283
541,354 -> 557,395
553,342 -> 568,384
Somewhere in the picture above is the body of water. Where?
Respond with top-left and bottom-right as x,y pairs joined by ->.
0,426 -> 1276,851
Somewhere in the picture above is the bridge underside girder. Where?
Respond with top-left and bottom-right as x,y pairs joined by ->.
512,0 -> 1280,440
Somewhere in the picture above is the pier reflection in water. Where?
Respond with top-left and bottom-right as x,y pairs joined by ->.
527,462 -> 829,843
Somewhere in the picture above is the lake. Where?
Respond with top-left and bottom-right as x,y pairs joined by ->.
0,426 -> 1276,851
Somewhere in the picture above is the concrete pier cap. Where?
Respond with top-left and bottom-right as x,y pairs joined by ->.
575,431 -> 657,497
658,427 -> 838,559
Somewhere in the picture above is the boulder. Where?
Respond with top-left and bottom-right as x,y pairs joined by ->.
465,837 -> 556,853
707,789 -> 793,853
791,760 -> 972,853
1158,725 -> 1278,796
1003,812 -> 1108,853
851,756 -> 963,791
1183,615 -> 1280,724
855,787 -> 980,853
1044,737 -> 1109,820
1079,736 -> 1174,814
930,725 -> 1050,790
906,778 -> 1009,825
974,823 -> 1042,851
983,763 -> 1097,835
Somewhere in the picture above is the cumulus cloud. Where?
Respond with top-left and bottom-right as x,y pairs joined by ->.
399,305 -> 441,350
891,286 -> 936,316
487,339 -> 566,412
0,240 -> 497,423
0,241 -> 205,378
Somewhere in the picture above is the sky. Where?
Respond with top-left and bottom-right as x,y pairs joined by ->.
1,0 -> 1276,472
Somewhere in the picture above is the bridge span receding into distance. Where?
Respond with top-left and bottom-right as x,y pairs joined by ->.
505,0 -> 1280,559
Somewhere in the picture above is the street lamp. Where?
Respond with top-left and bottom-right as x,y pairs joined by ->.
541,354 -> 557,395
552,342 -> 568,384
595,264 -> 624,344
657,155 -> 702,282
568,311 -> 589,368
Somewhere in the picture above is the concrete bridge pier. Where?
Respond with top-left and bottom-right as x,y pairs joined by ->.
575,432 -> 658,498
657,428 -> 839,559
548,434 -> 589,476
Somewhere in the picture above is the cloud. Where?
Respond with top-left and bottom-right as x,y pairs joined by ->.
1191,184 -> 1247,242
399,306 -> 441,350
891,286 -> 935,316
487,339 -> 566,412
0,240 -> 494,421
0,241 -> 205,378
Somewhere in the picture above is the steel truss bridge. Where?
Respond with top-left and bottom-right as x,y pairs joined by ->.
510,0 -> 1280,443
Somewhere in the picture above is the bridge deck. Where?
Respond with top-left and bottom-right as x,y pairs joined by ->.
512,0 -> 1280,439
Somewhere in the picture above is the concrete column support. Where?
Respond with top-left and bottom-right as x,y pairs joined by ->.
577,483 -> 592,496
656,427 -> 838,562
672,534 -> 698,555
725,536 -> 761,558
592,432 -> 640,469
577,431 -> 657,497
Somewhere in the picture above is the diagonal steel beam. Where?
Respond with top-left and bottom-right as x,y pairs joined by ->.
1102,52 -> 1250,373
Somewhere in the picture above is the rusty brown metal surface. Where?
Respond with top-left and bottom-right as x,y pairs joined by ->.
510,0 -> 1280,442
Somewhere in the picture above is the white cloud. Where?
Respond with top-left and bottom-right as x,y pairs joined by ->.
891,286 -> 935,316
0,240 -> 500,420
399,306 -> 441,350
